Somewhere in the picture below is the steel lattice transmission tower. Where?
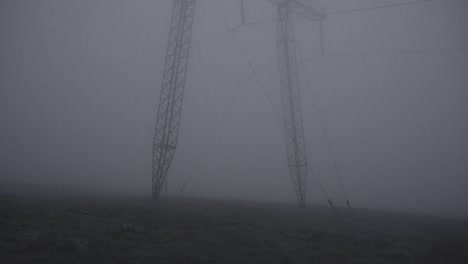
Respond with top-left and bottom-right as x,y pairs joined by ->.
272,0 -> 324,207
152,0 -> 196,198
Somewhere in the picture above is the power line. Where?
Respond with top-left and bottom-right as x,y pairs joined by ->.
298,46 -> 354,215
307,162 -> 339,216
8,0 -> 100,59
191,19 -> 275,48
178,78 -> 238,198
178,96 -> 233,197
326,0 -> 432,15
178,20 -> 274,197
45,0 -> 100,34
210,0 -> 283,121
220,0 -> 432,26
304,47 -> 468,62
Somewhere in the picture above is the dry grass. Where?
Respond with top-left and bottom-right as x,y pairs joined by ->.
0,193 -> 467,264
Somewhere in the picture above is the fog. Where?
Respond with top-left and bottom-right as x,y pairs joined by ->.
1,0 -> 467,219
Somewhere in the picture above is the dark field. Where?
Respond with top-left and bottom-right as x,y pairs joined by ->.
1,190 -> 467,264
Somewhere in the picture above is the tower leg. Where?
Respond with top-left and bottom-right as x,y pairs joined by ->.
152,0 -> 196,199
276,2 -> 308,208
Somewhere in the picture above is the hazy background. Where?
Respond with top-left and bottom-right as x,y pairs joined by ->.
1,0 -> 467,218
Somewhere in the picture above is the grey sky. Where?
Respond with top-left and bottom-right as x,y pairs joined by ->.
1,0 -> 467,218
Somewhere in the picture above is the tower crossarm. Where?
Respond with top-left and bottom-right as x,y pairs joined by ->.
270,0 -> 325,21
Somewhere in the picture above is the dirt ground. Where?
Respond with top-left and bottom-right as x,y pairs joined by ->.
1,192 -> 467,264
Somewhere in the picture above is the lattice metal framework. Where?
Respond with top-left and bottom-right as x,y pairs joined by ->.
274,0 -> 324,207
152,0 -> 196,198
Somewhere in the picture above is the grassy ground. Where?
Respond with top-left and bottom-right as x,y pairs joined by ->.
0,193 -> 467,264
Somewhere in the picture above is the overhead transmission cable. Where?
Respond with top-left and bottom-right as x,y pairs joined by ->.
201,0 -> 432,32
45,0 -> 100,33
327,0 -> 432,15
298,44 -> 354,216
177,98 -> 233,197
177,79 -> 240,198
178,20 -> 275,197
312,0 -> 352,215
306,162 -> 338,216
191,19 -> 275,48
7,0 -> 100,60
305,47 -> 468,62
210,0 -> 283,121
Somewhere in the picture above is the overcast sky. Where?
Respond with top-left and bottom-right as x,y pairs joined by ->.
1,0 -> 467,218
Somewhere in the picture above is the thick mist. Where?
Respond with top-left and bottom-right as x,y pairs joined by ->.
1,0 -> 467,219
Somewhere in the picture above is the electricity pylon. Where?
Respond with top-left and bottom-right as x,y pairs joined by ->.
271,0 -> 324,207
152,0 -> 324,204
152,0 -> 196,198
